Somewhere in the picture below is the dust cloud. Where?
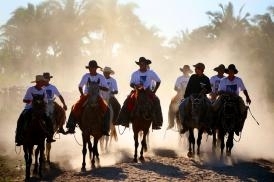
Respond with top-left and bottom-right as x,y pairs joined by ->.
0,13 -> 273,172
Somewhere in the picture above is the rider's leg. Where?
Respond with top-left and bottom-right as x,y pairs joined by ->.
179,98 -> 188,134
152,97 -> 162,130
43,114 -> 56,143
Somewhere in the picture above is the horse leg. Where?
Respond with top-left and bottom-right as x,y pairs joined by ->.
196,129 -> 203,155
219,130 -> 225,159
226,131 -> 234,156
133,132 -> 139,162
45,142 -> 51,164
33,146 -> 39,175
92,139 -> 100,167
87,139 -> 93,168
212,129 -> 217,153
187,129 -> 195,158
38,143 -> 45,178
23,146 -> 31,180
81,134 -> 87,171
139,131 -> 148,162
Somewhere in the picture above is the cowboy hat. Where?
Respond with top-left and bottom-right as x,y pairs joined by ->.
31,75 -> 46,83
43,72 -> 53,79
193,62 -> 205,70
101,66 -> 115,75
213,64 -> 225,72
180,65 -> 193,73
135,57 -> 152,65
85,60 -> 102,69
225,64 -> 238,74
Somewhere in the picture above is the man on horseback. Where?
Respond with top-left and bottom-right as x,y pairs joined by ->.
213,64 -> 251,136
117,57 -> 163,130
66,60 -> 110,136
15,75 -> 56,146
167,65 -> 193,130
100,66 -> 121,123
179,62 -> 213,135
43,72 -> 68,134
209,64 -> 225,102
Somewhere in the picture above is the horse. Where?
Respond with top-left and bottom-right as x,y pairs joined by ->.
45,99 -> 66,163
131,88 -> 154,162
22,94 -> 47,180
179,93 -> 212,157
167,91 -> 183,131
78,80 -> 109,170
213,94 -> 241,158
99,95 -> 120,153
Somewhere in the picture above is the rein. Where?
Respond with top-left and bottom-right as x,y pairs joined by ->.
247,104 -> 260,126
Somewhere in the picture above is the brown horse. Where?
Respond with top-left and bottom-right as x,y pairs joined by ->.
131,88 -> 154,162
45,100 -> 66,163
23,94 -> 47,181
78,80 -> 109,170
213,94 -> 241,158
179,93 -> 212,157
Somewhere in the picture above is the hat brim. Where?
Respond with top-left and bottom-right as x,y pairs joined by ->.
86,66 -> 102,69
135,61 -> 151,65
180,68 -> 193,73
213,67 -> 225,72
225,69 -> 238,74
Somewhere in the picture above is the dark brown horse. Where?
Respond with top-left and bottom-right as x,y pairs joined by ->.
45,100 -> 66,163
131,88 -> 154,162
213,94 -> 240,158
179,94 -> 212,157
23,94 -> 47,181
78,80 -> 109,170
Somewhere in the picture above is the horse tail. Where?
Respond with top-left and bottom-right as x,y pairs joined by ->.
111,126 -> 118,141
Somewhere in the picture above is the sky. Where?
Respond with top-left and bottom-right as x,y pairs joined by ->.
0,0 -> 273,39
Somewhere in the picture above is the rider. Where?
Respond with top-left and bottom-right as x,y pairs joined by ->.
43,72 -> 68,134
100,66 -> 121,123
179,62 -> 212,135
213,64 -> 251,136
117,57 -> 163,130
167,65 -> 193,130
209,64 -> 225,102
174,65 -> 193,95
15,75 -> 56,146
66,60 -> 110,136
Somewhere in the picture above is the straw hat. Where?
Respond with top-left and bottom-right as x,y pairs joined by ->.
180,65 -> 193,73
101,66 -> 115,75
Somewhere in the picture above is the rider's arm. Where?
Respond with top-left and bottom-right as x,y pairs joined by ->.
79,86 -> 84,96
153,82 -> 160,93
243,90 -> 251,104
58,95 -> 67,110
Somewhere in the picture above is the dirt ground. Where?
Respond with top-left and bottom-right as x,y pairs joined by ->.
1,147 -> 274,182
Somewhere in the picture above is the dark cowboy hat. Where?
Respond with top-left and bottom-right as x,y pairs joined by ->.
85,60 -> 102,69
180,65 -> 193,73
213,64 -> 225,72
135,57 -> 152,65
193,62 -> 205,70
43,72 -> 53,79
225,64 -> 238,74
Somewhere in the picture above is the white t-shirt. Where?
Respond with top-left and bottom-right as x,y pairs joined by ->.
218,76 -> 246,95
101,77 -> 118,99
23,86 -> 48,109
175,75 -> 190,91
79,73 -> 109,95
130,70 -> 161,90
210,75 -> 224,94
44,84 -> 61,101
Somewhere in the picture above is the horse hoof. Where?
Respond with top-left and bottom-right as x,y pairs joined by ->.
139,156 -> 145,162
187,152 -> 194,158
133,158 -> 138,163
81,167 -> 86,172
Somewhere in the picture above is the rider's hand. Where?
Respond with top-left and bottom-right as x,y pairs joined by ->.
246,97 -> 251,105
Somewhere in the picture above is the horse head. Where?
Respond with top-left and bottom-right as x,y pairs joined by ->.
133,88 -> 153,121
219,94 -> 240,133
31,93 -> 46,115
189,93 -> 207,122
86,78 -> 100,107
